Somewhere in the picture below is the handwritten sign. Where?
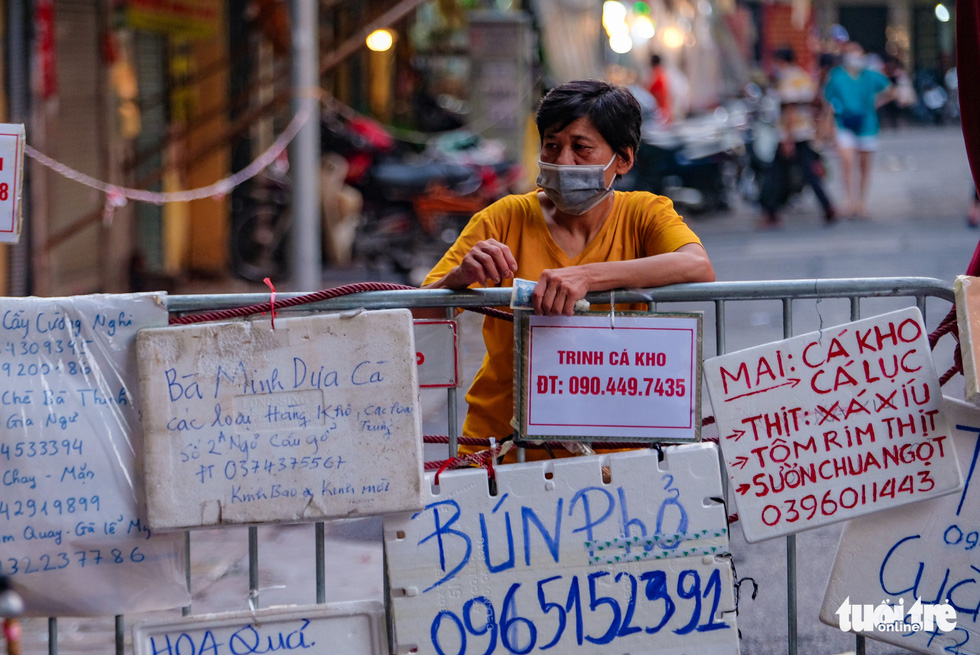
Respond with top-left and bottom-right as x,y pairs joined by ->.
414,319 -> 458,388
0,293 -> 189,616
955,275 -> 980,404
384,446 -> 738,654
819,396 -> 980,654
518,313 -> 702,442
137,309 -> 425,530
133,601 -> 387,655
704,307 -> 962,543
0,124 -> 24,243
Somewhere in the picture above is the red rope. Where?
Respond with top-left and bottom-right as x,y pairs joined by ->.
170,282 -> 515,325
263,277 -> 277,329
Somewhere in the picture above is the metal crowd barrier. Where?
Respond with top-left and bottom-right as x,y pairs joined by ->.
20,276 -> 957,654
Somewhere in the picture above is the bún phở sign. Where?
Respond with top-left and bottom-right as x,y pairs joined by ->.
384,446 -> 739,654
704,307 -> 961,543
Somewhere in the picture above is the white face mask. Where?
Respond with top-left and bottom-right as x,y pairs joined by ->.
843,53 -> 866,71
536,154 -> 618,215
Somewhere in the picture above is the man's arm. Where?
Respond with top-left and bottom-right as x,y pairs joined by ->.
533,243 -> 714,315
412,238 -> 518,318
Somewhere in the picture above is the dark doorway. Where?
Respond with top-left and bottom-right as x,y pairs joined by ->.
839,6 -> 888,57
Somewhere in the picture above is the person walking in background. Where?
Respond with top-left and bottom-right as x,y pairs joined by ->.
758,47 -> 836,228
648,53 -> 673,124
823,41 -> 894,219
879,55 -> 916,129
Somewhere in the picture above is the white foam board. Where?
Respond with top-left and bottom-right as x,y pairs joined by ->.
705,307 -> 962,542
384,446 -> 739,654
137,309 -> 424,529
820,396 -> 980,654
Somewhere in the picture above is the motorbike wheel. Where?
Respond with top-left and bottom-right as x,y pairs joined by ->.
352,206 -> 419,282
231,201 -> 292,282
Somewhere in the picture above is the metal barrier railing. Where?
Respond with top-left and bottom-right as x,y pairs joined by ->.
19,276 -> 957,654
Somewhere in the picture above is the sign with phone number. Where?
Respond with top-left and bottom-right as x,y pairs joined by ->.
385,446 -> 738,654
519,313 -> 702,442
0,123 -> 24,243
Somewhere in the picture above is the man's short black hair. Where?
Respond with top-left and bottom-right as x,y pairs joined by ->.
535,80 -> 641,161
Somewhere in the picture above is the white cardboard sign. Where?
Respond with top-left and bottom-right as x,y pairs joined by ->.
137,309 -> 425,530
414,319 -> 458,388
0,294 -> 189,617
133,601 -> 387,655
955,275 -> 980,404
820,396 -> 980,654
0,123 -> 24,243
704,307 -> 962,543
384,446 -> 739,654
520,313 -> 702,441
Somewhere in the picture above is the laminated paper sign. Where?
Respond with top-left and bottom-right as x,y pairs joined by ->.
0,294 -> 188,617
384,446 -> 739,654
704,307 -> 962,543
517,313 -> 702,442
137,309 -> 424,530
820,397 -> 980,654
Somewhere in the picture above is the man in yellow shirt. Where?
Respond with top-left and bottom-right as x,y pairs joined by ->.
423,79 -> 714,453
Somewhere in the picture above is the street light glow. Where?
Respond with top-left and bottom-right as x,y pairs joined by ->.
366,29 -> 394,52
610,31 -> 634,53
935,3 -> 950,21
632,15 -> 655,39
603,1 -> 627,33
662,25 -> 685,48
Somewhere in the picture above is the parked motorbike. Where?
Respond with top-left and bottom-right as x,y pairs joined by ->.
618,98 -> 744,214
230,111 -> 521,285
322,113 -> 521,284
230,154 -> 293,282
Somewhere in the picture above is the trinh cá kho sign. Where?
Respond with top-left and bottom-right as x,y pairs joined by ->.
704,307 -> 961,543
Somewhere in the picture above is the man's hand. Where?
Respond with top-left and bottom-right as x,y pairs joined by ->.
533,266 -> 591,316
433,239 -> 518,289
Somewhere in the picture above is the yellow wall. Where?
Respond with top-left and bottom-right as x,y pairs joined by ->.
184,35 -> 230,276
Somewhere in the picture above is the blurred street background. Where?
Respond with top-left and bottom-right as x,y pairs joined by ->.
2,0 -> 966,299
3,0 -> 978,654
17,123 -> 978,655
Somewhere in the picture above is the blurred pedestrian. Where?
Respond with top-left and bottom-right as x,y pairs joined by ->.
647,53 -> 673,124
758,47 -> 836,228
823,41 -> 894,219
814,51 -> 839,147
879,55 -> 916,129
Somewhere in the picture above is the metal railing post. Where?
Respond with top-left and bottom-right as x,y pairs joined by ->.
249,526 -> 260,609
782,297 -> 798,654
